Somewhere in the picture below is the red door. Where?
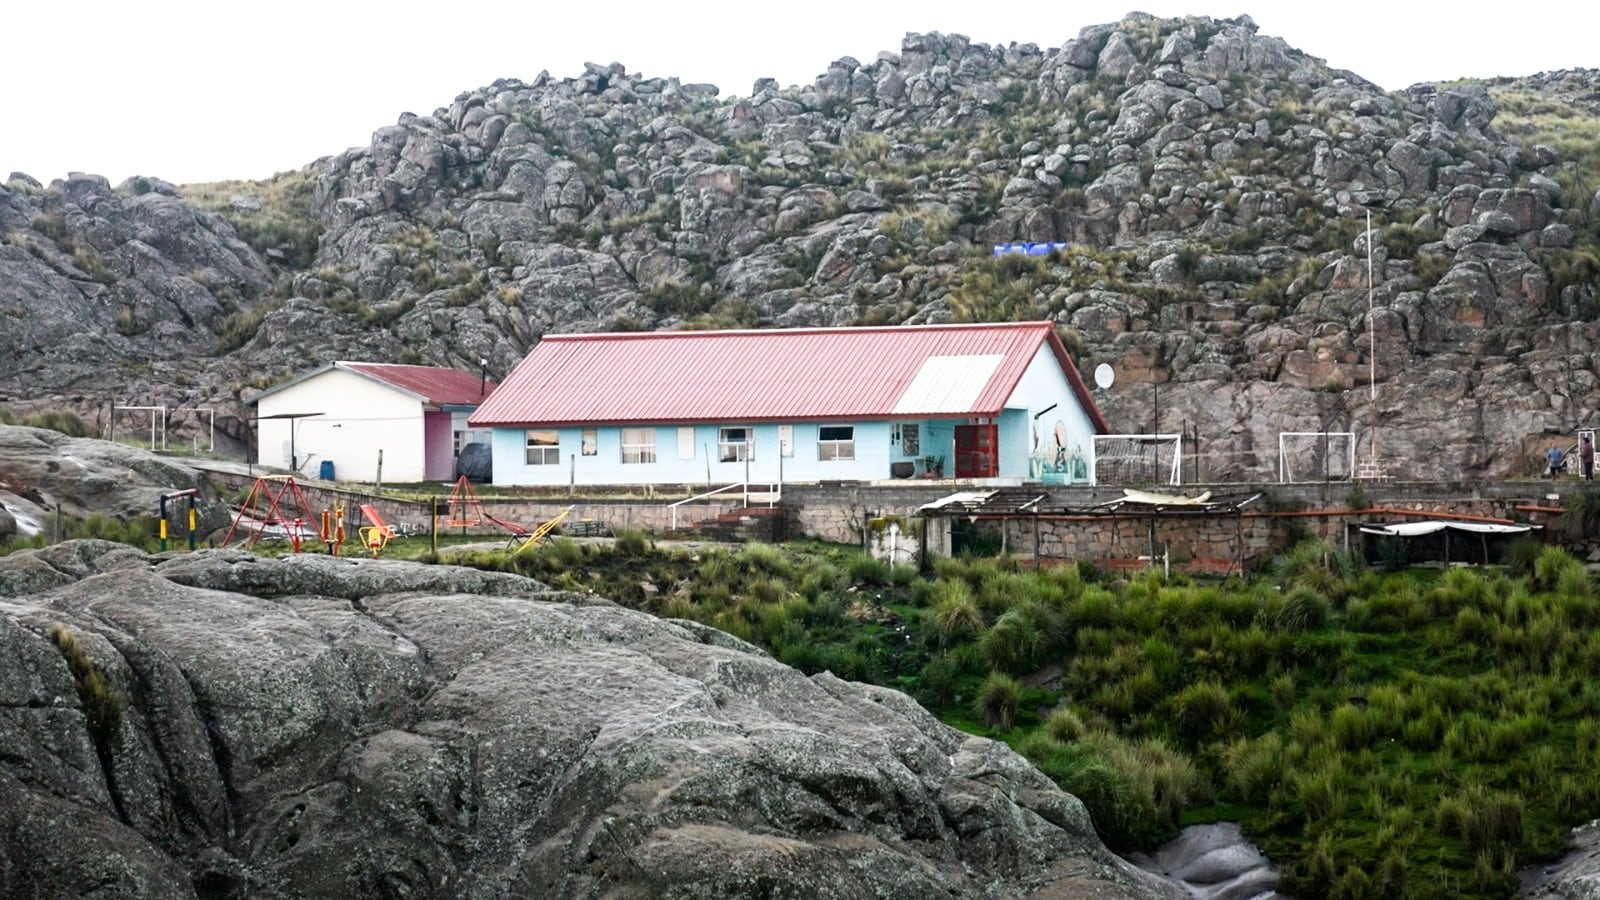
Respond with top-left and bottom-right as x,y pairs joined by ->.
954,424 -> 998,478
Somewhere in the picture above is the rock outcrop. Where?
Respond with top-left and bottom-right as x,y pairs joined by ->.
0,424 -> 230,541
1517,818 -> 1600,898
0,542 -> 1178,898
4,15 -> 1599,481
1131,823 -> 1281,899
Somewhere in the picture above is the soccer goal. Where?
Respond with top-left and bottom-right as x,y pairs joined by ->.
1090,434 -> 1183,486
1278,432 -> 1357,483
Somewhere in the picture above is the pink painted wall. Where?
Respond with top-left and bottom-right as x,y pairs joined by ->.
424,411 -> 453,481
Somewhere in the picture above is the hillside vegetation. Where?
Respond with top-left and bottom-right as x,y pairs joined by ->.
447,531 -> 1600,900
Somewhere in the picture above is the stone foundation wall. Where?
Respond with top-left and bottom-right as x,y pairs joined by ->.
998,513 -> 1335,570
204,469 -> 1557,571
784,483 -> 954,546
208,472 -> 728,539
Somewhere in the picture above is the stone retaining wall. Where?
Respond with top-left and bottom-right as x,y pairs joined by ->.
205,469 -> 1561,570
208,471 -> 726,539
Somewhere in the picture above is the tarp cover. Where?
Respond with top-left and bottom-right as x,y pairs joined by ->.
919,491 -> 996,512
455,442 -> 492,483
1358,521 -> 1536,537
1120,489 -> 1214,505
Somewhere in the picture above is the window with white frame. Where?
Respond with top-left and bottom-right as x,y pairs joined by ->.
621,427 -> 657,464
719,426 -> 754,462
525,429 -> 560,465
818,425 -> 855,461
454,429 -> 487,455
581,428 -> 597,456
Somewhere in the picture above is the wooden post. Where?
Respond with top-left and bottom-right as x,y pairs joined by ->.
1236,510 -> 1244,576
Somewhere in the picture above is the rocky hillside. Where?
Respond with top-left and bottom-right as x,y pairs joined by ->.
3,12 -> 1597,479
0,542 -> 1177,898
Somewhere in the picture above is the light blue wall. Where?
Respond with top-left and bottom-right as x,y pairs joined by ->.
492,420 -> 925,487
998,408 -> 1030,478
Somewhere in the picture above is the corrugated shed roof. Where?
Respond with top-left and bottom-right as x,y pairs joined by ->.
341,363 -> 495,407
469,323 -> 1110,431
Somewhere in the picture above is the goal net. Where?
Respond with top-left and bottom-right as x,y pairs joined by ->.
1278,432 -> 1356,483
1091,434 -> 1183,486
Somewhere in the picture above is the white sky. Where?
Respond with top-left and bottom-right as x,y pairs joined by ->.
6,2 -> 1594,186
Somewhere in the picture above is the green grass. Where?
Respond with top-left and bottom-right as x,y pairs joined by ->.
1,511 -> 162,554
0,407 -> 96,437
498,537 -> 1600,899
180,169 -> 323,269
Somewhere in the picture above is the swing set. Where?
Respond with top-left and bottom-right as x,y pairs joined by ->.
220,474 -> 569,558
221,475 -> 339,552
443,475 -> 571,552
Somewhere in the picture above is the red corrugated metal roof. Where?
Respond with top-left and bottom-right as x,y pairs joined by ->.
469,323 -> 1109,431
341,363 -> 496,407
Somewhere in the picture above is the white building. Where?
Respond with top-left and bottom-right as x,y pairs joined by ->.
248,362 -> 495,483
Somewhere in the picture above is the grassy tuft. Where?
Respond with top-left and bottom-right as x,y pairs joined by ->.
973,672 -> 1024,731
49,624 -> 123,750
16,408 -> 95,437
927,579 -> 985,644
846,554 -> 892,587
612,528 -> 652,557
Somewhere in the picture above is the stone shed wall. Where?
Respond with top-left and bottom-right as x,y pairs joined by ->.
203,468 -> 1559,572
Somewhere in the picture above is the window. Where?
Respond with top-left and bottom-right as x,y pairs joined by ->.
581,428 -> 597,456
525,429 -> 559,465
818,425 -> 855,461
621,427 -> 656,464
454,429 -> 487,455
719,426 -> 754,462
901,423 -> 920,456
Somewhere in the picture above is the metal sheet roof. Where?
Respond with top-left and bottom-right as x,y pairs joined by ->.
919,489 -> 1262,518
338,363 -> 495,407
469,323 -> 1110,429
892,354 -> 1005,415
247,362 -> 496,408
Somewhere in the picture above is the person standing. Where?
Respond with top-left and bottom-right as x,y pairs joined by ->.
1549,444 -> 1565,478
1582,436 -> 1595,481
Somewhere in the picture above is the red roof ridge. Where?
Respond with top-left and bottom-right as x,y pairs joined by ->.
540,321 -> 1055,342
338,361 -> 496,406
471,321 -> 1107,430
339,360 -> 468,371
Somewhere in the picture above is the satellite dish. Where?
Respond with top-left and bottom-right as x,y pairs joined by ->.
1093,363 -> 1115,389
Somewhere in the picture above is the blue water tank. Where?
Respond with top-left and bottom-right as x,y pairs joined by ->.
319,460 -> 335,481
